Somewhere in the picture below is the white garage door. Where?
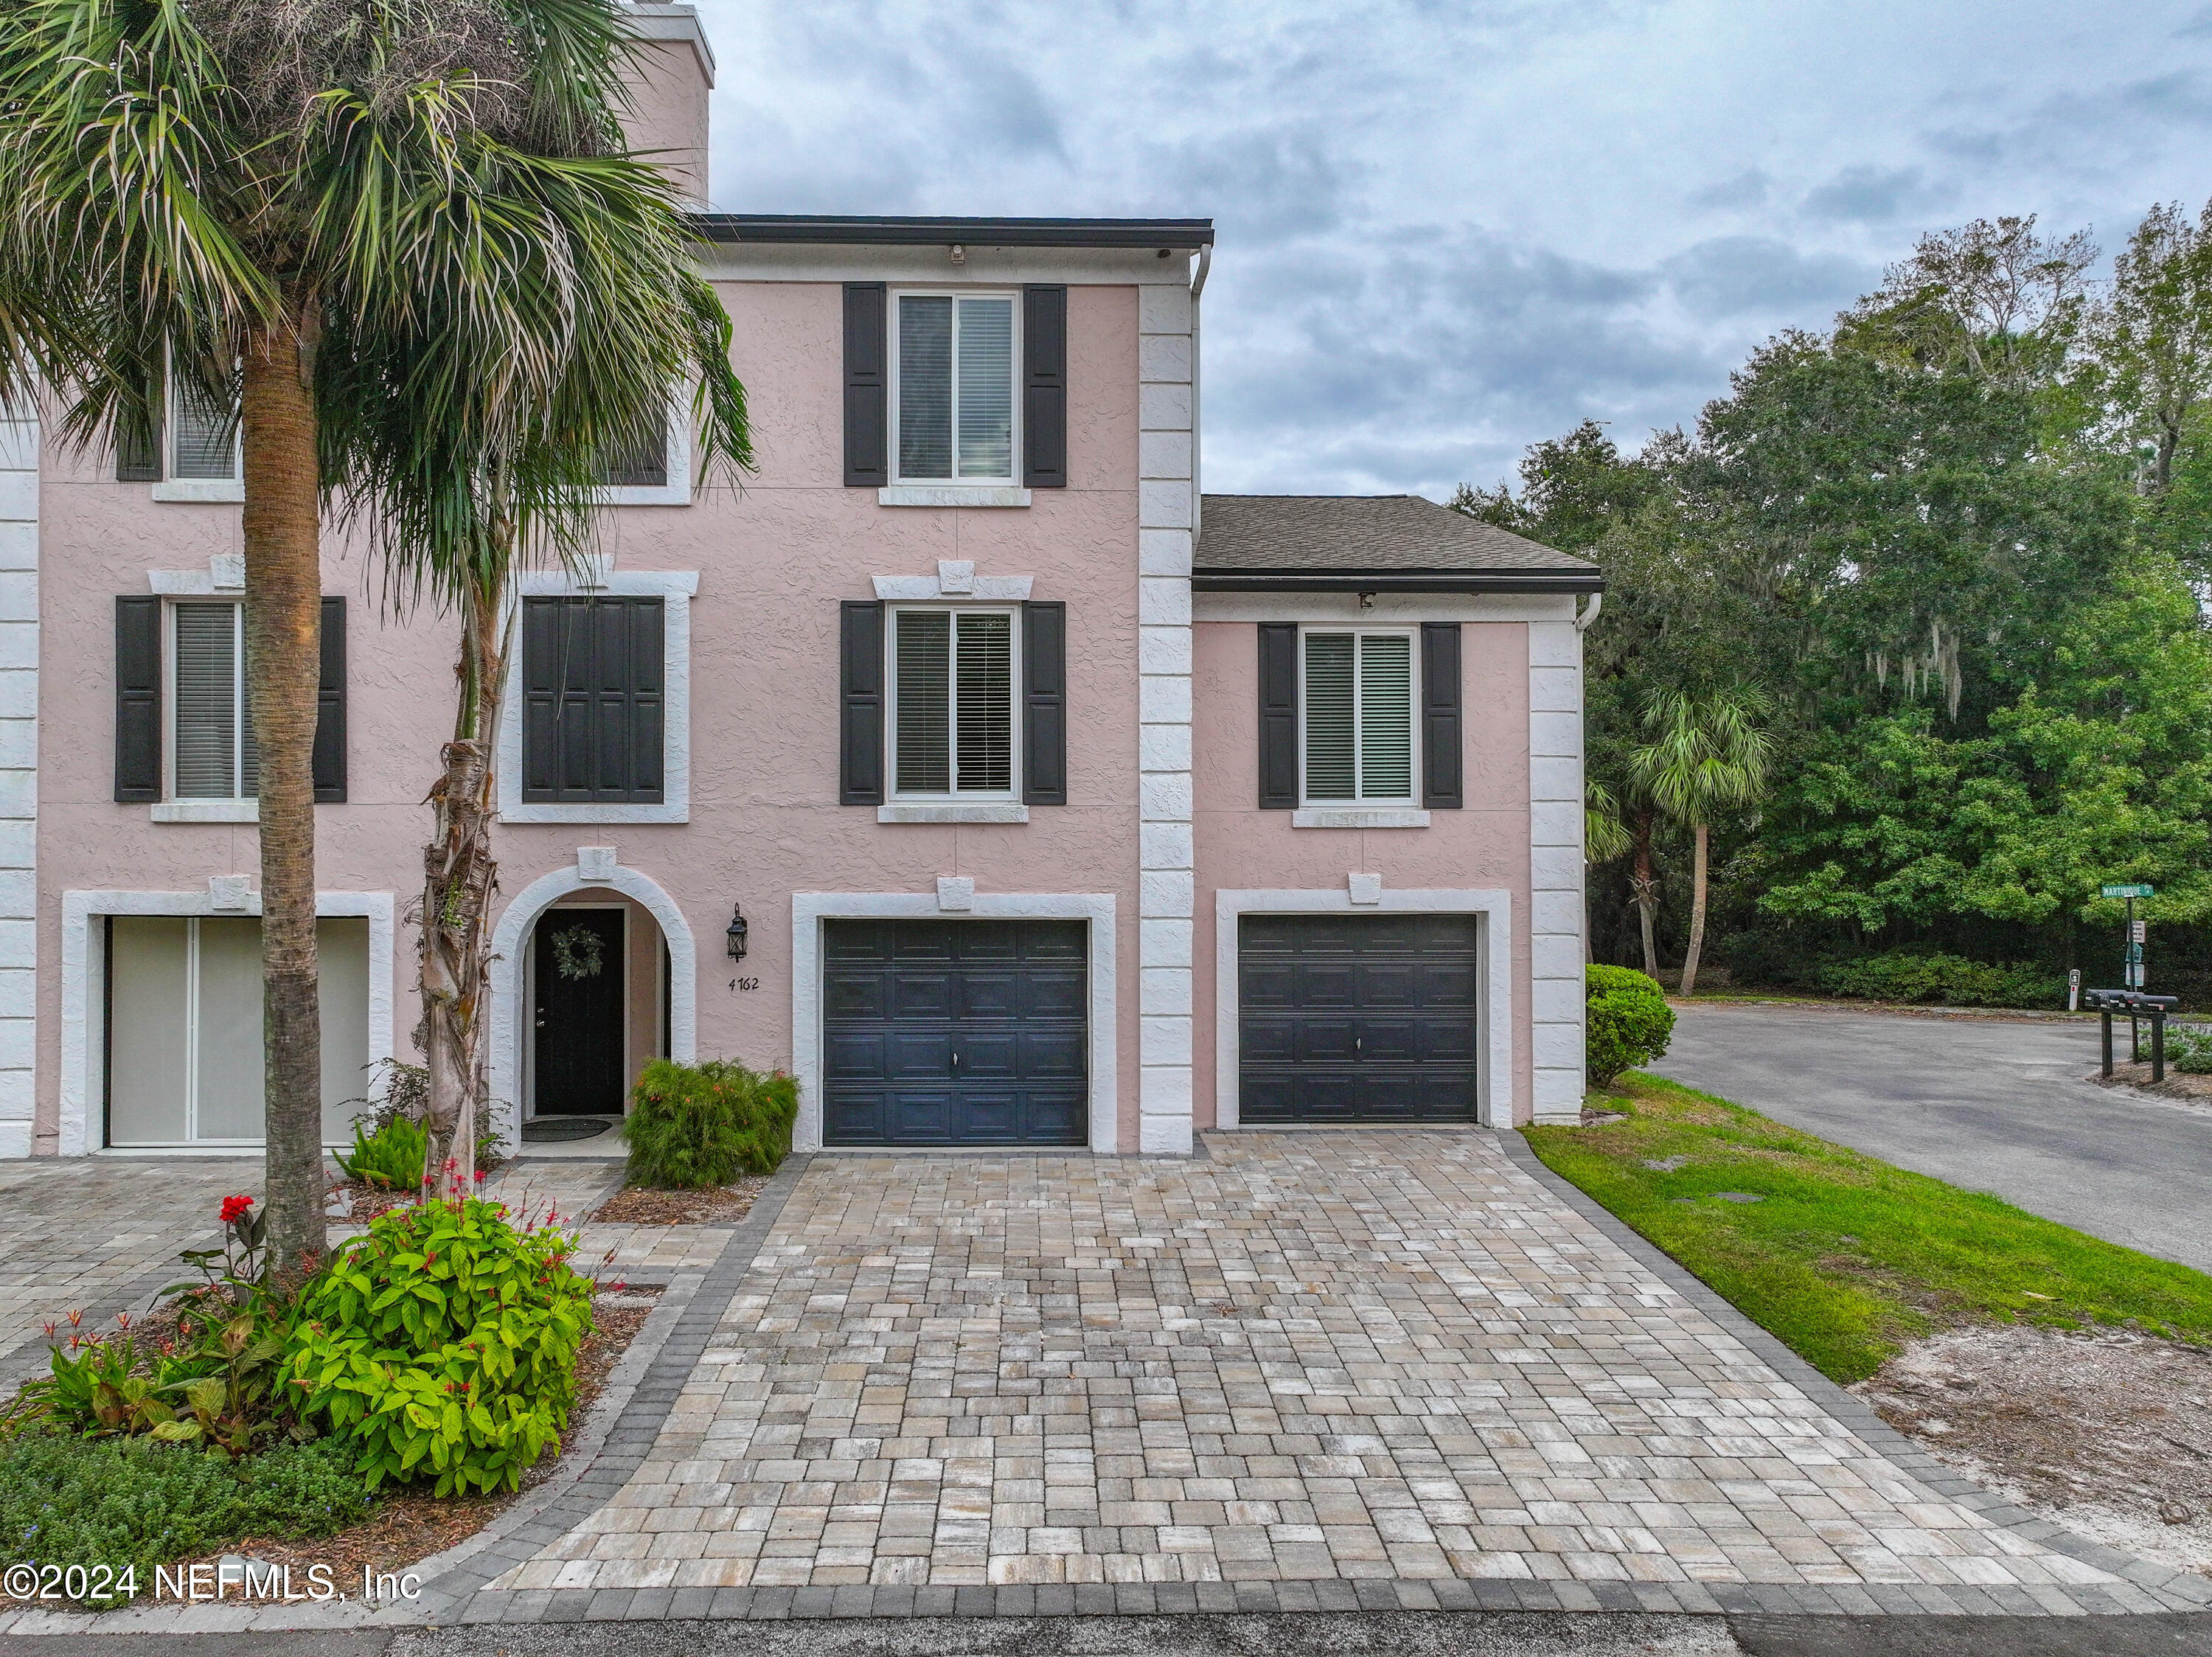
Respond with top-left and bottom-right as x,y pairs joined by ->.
107,916 -> 372,1148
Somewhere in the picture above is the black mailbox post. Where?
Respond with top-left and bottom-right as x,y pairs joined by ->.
2084,988 -> 2181,1082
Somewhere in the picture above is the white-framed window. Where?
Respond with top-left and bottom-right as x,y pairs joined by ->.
168,375 -> 240,482
887,604 -> 1020,799
170,600 -> 257,799
1301,626 -> 1418,806
891,292 -> 1019,485
591,398 -> 693,507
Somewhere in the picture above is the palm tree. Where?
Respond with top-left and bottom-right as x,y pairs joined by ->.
1628,687 -> 1773,998
0,0 -> 747,1268
1584,780 -> 1631,965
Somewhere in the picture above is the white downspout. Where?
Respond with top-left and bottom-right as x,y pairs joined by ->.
1573,591 -> 1602,632
1189,244 -> 1210,542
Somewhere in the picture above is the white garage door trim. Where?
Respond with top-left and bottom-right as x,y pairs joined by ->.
791,892 -> 1118,1154
1214,887 -> 1513,1130
60,887 -> 396,1157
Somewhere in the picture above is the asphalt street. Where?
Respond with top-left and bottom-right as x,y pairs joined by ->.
1649,1004 -> 2212,1273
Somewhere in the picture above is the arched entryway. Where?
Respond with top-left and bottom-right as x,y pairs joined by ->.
486,853 -> 695,1154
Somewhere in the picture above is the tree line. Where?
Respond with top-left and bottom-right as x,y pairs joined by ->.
1457,208 -> 2212,1003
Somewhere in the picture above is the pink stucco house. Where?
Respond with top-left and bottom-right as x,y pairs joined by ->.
0,4 -> 1597,1161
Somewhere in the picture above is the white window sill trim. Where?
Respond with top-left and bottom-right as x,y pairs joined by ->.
878,803 -> 1031,824
1292,807 -> 1432,829
503,802 -> 689,825
150,479 -> 244,504
152,800 -> 258,823
592,484 -> 691,507
878,485 -> 1032,508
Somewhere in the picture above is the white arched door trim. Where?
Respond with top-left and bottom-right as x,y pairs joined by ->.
487,848 -> 695,1153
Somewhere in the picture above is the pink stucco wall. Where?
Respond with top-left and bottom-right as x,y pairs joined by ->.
32,281 -> 1147,1150
1189,618 -> 1537,1126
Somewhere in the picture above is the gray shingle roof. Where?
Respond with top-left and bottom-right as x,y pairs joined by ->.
1194,494 -> 1600,591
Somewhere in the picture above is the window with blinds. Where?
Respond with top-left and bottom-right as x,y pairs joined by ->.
172,602 -> 258,799
891,608 -> 1017,796
894,293 -> 1018,484
170,378 -> 240,482
1301,629 -> 1416,804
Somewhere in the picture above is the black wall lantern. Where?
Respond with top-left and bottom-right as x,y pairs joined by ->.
726,903 -> 749,962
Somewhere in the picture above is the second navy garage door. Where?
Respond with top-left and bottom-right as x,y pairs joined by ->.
1239,913 -> 1481,1122
822,919 -> 1088,1145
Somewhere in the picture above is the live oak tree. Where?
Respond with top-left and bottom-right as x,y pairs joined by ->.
0,0 -> 747,1265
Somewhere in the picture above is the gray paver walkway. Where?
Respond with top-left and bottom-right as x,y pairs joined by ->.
484,1131 -> 2176,1611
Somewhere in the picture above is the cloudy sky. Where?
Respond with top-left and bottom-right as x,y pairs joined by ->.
689,0 -> 2212,499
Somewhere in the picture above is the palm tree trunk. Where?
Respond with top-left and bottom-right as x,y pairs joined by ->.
240,311 -> 327,1278
419,573 -> 509,1195
1680,820 -> 1711,998
1631,810 -> 1660,979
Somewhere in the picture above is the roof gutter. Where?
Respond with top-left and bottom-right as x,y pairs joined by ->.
1192,570 -> 1605,596
687,215 -> 1215,249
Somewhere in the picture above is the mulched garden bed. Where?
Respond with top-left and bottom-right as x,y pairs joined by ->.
2094,1059 -> 2212,1107
154,1285 -> 661,1588
587,1175 -> 768,1226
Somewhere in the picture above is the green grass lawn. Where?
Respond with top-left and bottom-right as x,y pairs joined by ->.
1523,1073 -> 2212,1383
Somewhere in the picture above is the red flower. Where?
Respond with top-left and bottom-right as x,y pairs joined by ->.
220,1194 -> 255,1225
473,1170 -> 487,1184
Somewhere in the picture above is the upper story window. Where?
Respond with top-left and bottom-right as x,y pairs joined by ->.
889,605 -> 1018,799
172,601 -> 257,798
894,293 -> 1018,485
1301,627 -> 1417,806
519,596 -> 666,804
169,381 -> 240,482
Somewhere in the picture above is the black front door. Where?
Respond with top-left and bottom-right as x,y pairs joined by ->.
821,919 -> 1088,1145
533,909 -> 626,1115
1239,914 -> 1481,1122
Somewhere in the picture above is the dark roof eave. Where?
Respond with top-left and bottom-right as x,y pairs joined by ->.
1192,569 -> 1604,595
688,214 -> 1214,249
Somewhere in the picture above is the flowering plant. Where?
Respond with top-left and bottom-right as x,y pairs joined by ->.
168,1191 -> 272,1305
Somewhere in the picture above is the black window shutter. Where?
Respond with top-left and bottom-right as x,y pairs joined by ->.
1257,623 -> 1299,809
1421,621 -> 1464,810
843,283 -> 888,487
520,596 -> 664,804
1022,601 -> 1067,805
839,600 -> 884,805
1022,285 -> 1068,489
114,597 -> 162,802
114,400 -> 161,483
312,596 -> 347,802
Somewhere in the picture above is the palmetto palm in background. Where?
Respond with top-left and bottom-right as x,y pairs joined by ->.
0,0 -> 751,1265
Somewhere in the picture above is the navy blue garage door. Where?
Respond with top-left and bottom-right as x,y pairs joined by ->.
822,920 -> 1088,1145
1239,914 -> 1481,1122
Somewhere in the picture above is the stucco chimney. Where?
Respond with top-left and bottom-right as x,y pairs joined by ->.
619,3 -> 715,207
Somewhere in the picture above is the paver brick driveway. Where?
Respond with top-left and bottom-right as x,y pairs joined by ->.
506,1130 -> 2136,1605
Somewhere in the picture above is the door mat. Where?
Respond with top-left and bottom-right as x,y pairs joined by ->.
521,1116 -> 615,1142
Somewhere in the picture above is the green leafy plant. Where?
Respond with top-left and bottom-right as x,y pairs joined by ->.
284,1195 -> 593,1496
1815,951 -> 2061,1009
2163,1024 -> 2212,1074
336,1114 -> 430,1191
1587,965 -> 1676,1088
621,1060 -> 798,1189
0,1435 -> 368,1605
17,1299 -> 289,1459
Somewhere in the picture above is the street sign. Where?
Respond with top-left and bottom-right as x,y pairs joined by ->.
2104,883 -> 2155,898
2132,920 -> 2148,943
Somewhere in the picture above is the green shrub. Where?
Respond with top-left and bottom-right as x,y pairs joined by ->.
284,1196 -> 594,1497
0,1435 -> 367,1601
1815,951 -> 2061,1009
1587,965 -> 1675,1088
622,1059 -> 797,1188
2166,1025 -> 2212,1073
335,1114 -> 428,1189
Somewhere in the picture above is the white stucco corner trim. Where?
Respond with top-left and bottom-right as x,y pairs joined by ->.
876,485 -> 1032,509
1213,888 -> 1514,1132
1527,617 -> 1587,1124
58,888 -> 397,1158
877,803 -> 1029,824
1291,807 -> 1431,830
486,855 -> 697,1156
497,568 -> 695,825
790,891 -> 1117,1156
0,413 -> 35,1158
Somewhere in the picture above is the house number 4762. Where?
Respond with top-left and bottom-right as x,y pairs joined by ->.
730,977 -> 760,993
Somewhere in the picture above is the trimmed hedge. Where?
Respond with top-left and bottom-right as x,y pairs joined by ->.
622,1059 -> 798,1188
1815,951 -> 2062,1010
1587,964 -> 1675,1088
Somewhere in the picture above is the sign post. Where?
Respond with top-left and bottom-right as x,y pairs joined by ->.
2101,884 -> 2154,1055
